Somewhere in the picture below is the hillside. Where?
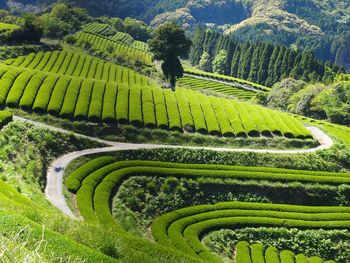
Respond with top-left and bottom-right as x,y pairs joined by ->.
1,2 -> 350,263
152,0 -> 350,69
6,0 -> 350,69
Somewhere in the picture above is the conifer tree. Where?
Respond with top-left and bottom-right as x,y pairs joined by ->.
273,46 -> 286,83
248,44 -> 261,82
230,46 -> 241,76
225,41 -> 236,75
189,27 -> 206,65
257,43 -> 273,84
238,43 -> 253,80
265,46 -> 280,86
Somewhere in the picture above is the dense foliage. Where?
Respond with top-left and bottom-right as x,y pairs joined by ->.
265,77 -> 350,126
190,28 -> 343,87
149,23 -> 192,89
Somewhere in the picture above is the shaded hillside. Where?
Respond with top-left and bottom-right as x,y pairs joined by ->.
4,0 -> 350,68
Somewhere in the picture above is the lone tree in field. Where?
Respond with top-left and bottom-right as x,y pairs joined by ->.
149,23 -> 192,91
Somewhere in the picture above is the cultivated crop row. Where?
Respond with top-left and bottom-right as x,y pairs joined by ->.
236,241 -> 335,263
82,23 -> 110,35
110,32 -> 134,46
84,23 -> 134,45
132,41 -> 150,52
66,158 -> 350,228
0,64 -> 311,138
0,22 -> 19,35
76,32 -> 153,64
178,75 -> 256,100
4,51 -> 151,85
83,22 -> 150,52
0,110 -> 12,127
152,202 -> 348,262
66,158 -> 350,262
185,68 -> 270,92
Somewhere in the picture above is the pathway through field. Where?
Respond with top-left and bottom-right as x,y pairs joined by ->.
13,116 -> 333,218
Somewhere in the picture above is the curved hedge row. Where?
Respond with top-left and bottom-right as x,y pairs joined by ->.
184,68 -> 270,92
66,156 -> 350,262
0,110 -> 12,127
66,159 -> 350,232
76,32 -> 153,65
151,202 -> 348,262
83,22 -> 150,52
6,50 -> 151,86
0,62 -> 312,138
235,241 -> 335,263
0,22 -> 19,36
178,75 -> 256,100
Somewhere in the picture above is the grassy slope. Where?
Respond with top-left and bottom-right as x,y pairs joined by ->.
0,120 -> 201,263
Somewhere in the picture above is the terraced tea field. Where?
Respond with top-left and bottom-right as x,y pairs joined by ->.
3,4 -> 350,263
4,50 -> 151,84
83,22 -> 150,52
67,157 -> 350,226
178,75 -> 256,100
0,22 -> 19,36
0,51 -> 311,139
65,157 -> 348,262
236,241 -> 334,263
153,202 -> 347,262
77,23 -> 152,64
185,68 -> 270,92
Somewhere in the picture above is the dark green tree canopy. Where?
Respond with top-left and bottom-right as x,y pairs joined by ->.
150,23 -> 192,61
149,23 -> 192,89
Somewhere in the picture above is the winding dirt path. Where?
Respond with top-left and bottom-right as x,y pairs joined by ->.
13,116 -> 333,218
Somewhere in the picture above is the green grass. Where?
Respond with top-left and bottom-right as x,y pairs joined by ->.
0,121 -> 202,263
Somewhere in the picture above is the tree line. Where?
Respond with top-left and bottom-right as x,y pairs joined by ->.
190,27 -> 343,87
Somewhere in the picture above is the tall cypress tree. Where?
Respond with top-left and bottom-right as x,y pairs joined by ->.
238,43 -> 253,80
273,46 -> 286,83
247,44 -> 261,82
189,27 -> 206,65
206,30 -> 219,57
285,49 -> 297,77
265,46 -> 280,87
225,40 -> 236,75
215,35 -> 225,55
257,43 -> 274,84
280,48 -> 291,79
230,45 -> 241,77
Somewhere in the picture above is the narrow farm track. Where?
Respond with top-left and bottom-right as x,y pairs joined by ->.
12,116 -> 333,218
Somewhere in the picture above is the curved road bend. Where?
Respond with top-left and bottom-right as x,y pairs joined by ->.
13,116 -> 333,218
